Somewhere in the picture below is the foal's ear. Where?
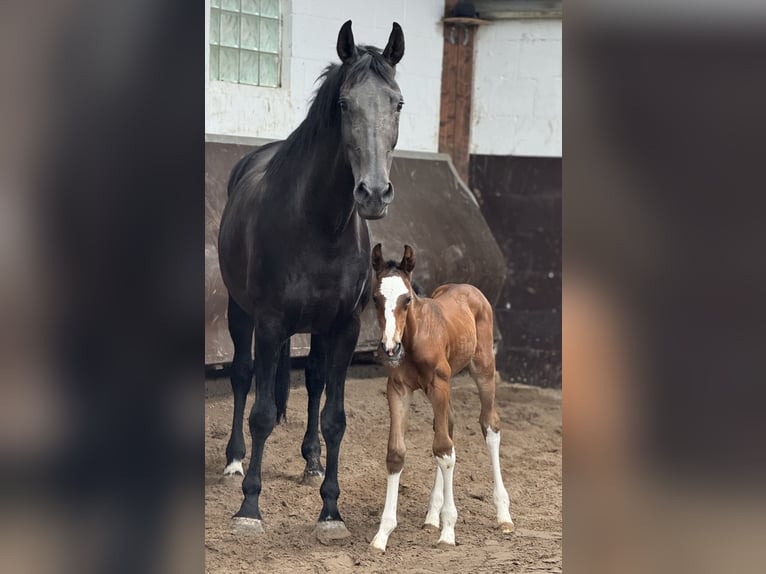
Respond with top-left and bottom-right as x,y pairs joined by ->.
337,20 -> 357,64
399,244 -> 415,274
372,243 -> 385,274
382,22 -> 405,66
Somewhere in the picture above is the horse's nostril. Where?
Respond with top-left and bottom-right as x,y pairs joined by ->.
381,182 -> 394,204
355,182 -> 371,200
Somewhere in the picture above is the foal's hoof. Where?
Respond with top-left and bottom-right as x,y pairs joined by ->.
231,517 -> 265,534
422,522 -> 440,534
500,521 -> 515,534
222,460 -> 244,477
314,520 -> 351,545
300,469 -> 324,486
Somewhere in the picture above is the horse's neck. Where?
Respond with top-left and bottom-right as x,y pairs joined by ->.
404,298 -> 427,346
297,127 -> 357,236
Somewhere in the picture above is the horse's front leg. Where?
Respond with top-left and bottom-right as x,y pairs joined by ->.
314,315 -> 361,541
429,371 -> 458,546
231,326 -> 285,533
370,378 -> 412,552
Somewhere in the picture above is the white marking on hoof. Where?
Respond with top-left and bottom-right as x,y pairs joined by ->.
223,460 -> 244,476
231,517 -> 264,534
314,520 -> 351,545
437,532 -> 456,546
500,521 -> 515,534
300,470 -> 324,485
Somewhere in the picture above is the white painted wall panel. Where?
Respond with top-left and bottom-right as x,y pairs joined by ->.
471,19 -> 562,157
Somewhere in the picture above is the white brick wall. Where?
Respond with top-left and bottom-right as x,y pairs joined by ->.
205,0 -> 445,153
470,19 -> 562,157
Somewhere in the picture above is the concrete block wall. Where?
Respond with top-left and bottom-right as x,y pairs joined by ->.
205,0 -> 445,153
471,19 -> 562,157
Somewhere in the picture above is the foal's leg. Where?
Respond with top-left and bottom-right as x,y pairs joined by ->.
224,297 -> 254,476
232,327 -> 285,532
429,372 -> 458,546
314,315 -> 360,541
370,378 -> 412,552
470,348 -> 514,533
424,400 -> 453,530
301,334 -> 328,484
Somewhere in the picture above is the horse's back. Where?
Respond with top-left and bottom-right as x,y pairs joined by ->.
431,283 -> 493,321
219,141 -> 284,311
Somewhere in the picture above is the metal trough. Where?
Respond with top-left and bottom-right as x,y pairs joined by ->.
205,138 -> 506,365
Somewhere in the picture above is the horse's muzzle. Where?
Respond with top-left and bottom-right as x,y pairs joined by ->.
355,181 -> 394,219
380,341 -> 403,362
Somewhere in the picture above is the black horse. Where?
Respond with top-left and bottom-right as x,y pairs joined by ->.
217,20 -> 405,539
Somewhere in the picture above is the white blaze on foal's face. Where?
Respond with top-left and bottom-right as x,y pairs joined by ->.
375,274 -> 411,353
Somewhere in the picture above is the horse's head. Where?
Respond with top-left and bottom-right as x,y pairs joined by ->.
371,243 -> 416,363
336,21 -> 405,220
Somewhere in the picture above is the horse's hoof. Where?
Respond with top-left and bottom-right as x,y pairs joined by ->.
231,517 -> 264,534
300,470 -> 324,486
436,538 -> 456,548
314,520 -> 351,545
223,460 -> 244,477
500,521 -> 515,534
369,538 -> 387,553
422,522 -> 440,533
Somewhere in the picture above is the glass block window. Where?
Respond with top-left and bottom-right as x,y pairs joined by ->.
209,0 -> 281,87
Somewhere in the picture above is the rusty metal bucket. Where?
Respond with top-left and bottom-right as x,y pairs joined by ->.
205,139 -> 506,365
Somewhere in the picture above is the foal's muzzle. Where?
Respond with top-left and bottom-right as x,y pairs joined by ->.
380,341 -> 403,361
355,181 -> 394,220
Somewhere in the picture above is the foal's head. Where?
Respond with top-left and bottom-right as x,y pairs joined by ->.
335,21 -> 405,220
371,243 -> 416,363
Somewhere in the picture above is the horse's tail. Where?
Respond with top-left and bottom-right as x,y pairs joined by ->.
275,342 -> 291,423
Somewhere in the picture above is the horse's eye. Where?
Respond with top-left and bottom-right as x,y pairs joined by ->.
403,296 -> 411,307
339,100 -> 349,112
396,101 -> 404,112
372,294 -> 379,305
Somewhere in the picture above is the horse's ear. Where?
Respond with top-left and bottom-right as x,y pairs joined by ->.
372,243 -> 385,274
382,22 -> 405,66
399,244 -> 415,275
337,20 -> 357,63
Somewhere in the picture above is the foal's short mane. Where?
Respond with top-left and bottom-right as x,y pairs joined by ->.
266,46 -> 397,176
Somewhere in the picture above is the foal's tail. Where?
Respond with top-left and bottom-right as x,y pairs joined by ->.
275,341 -> 291,423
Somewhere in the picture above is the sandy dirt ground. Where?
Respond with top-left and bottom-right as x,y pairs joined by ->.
205,366 -> 561,573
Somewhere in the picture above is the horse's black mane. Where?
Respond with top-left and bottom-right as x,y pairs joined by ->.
266,46 -> 397,176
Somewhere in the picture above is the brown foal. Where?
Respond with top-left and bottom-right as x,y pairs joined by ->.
368,244 -> 514,552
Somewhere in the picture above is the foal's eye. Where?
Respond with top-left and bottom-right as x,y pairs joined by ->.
403,296 -> 411,307
372,295 -> 379,305
396,101 -> 404,112
339,100 -> 349,112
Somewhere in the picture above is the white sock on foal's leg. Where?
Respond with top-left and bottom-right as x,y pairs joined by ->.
370,470 -> 401,552
485,427 -> 514,532
435,449 -> 457,546
423,464 -> 444,529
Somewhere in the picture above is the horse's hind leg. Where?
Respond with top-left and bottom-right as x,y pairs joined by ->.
469,327 -> 514,533
224,296 -> 254,476
301,334 -> 328,484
